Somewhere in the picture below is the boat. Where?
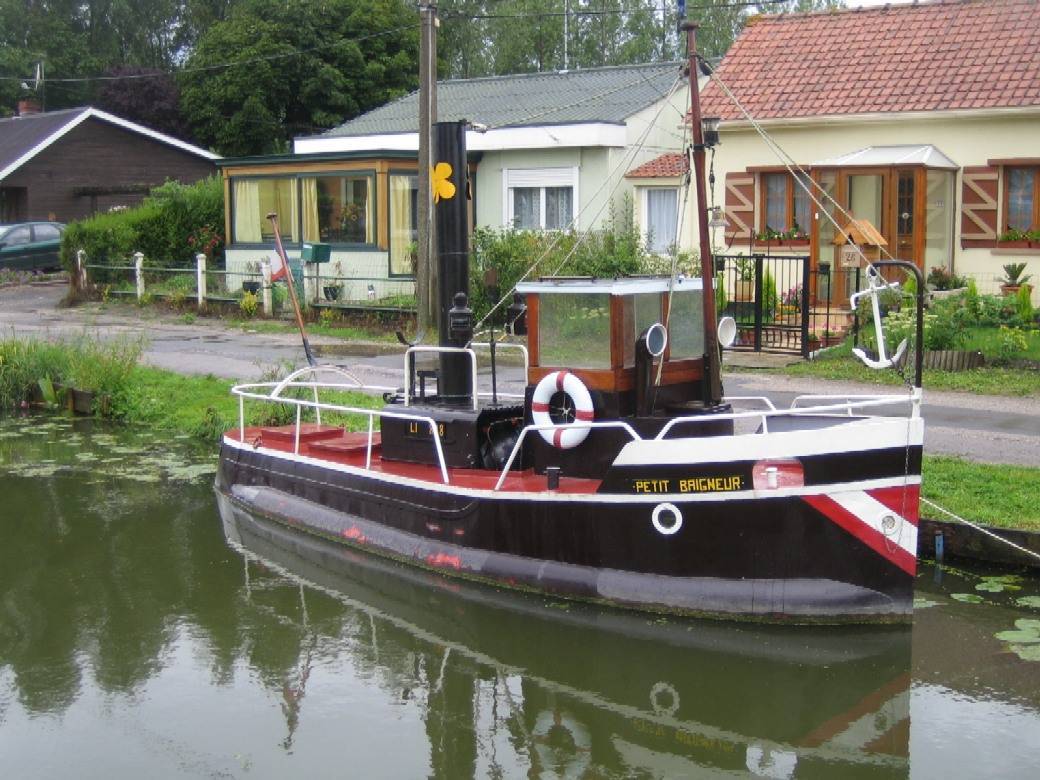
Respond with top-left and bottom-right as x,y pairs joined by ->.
216,24 -> 925,624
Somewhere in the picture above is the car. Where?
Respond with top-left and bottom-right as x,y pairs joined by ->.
0,221 -> 65,272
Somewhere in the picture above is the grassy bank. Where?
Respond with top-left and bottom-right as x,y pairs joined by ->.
748,341 -> 1040,397
922,457 -> 1040,532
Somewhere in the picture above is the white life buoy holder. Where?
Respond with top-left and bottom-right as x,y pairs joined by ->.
652,502 -> 683,535
531,370 -> 595,449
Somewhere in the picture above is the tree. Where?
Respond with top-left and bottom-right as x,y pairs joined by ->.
179,0 -> 420,156
97,66 -> 190,139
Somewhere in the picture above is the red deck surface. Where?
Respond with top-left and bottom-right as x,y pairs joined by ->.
231,424 -> 602,494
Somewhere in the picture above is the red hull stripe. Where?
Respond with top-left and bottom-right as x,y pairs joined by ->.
867,485 -> 920,525
803,494 -> 917,576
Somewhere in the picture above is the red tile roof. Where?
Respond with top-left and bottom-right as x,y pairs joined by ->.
625,152 -> 689,178
700,0 -> 1040,121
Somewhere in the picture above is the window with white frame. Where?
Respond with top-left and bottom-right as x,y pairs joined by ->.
643,187 -> 678,253
504,168 -> 577,230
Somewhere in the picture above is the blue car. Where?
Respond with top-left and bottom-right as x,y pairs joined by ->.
0,221 -> 65,272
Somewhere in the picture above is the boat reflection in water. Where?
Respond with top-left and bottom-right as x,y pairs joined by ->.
217,492 -> 911,778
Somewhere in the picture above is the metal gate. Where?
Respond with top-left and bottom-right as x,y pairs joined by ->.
715,254 -> 815,357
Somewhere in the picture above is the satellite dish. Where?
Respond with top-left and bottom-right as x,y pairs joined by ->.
718,316 -> 737,348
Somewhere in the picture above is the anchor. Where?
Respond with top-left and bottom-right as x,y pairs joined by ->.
850,265 -> 908,370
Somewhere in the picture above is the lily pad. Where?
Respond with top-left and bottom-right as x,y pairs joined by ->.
995,630 -> 1040,643
951,593 -> 985,604
1015,618 -> 1040,631
976,576 -> 1023,593
1008,644 -> 1040,662
1016,597 -> 1040,609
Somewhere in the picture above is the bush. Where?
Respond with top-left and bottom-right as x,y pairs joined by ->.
996,326 -> 1029,363
468,203 -> 653,323
61,176 -> 224,274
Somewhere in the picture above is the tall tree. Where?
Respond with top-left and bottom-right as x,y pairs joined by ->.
97,66 -> 190,139
178,0 -> 420,156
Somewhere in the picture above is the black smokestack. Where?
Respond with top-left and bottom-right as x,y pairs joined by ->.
433,121 -> 472,404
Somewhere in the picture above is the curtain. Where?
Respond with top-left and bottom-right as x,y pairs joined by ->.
389,174 -> 415,275
545,187 -> 573,230
301,179 -> 319,242
233,180 -> 261,243
646,188 -> 677,253
288,180 -> 299,242
511,187 -> 539,229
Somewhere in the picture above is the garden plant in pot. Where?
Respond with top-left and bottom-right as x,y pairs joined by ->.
1000,262 -> 1032,297
242,260 -> 261,295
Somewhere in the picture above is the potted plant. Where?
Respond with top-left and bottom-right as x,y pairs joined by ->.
1028,229 -> 1040,248
242,260 -> 262,294
999,262 -> 1033,296
733,257 -> 755,301
998,227 -> 1030,249
323,261 -> 344,301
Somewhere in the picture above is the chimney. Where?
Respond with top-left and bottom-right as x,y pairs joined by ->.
16,99 -> 41,116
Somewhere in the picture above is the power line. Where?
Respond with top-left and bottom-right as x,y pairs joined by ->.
441,0 -> 790,21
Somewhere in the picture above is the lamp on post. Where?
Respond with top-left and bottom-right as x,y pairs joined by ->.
701,116 -> 721,148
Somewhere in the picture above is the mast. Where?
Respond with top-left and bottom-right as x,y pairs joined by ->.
683,20 -> 723,407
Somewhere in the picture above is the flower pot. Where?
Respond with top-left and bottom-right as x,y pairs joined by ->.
242,281 -> 261,295
69,388 -> 94,415
1001,283 -> 1033,297
998,240 -> 1030,249
323,286 -> 342,301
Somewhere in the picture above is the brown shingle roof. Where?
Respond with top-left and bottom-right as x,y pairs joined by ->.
625,152 -> 689,178
700,0 -> 1040,121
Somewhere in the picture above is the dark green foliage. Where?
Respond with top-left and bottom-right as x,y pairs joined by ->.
60,176 -> 224,273
469,206 -> 650,323
179,0 -> 419,156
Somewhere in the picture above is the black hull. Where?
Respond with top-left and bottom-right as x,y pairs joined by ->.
217,437 -> 917,623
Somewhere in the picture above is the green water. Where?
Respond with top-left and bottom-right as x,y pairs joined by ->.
1,416 -> 1038,778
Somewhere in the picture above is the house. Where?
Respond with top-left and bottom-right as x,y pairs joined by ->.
0,106 -> 218,223
218,63 -> 689,299
696,0 -> 1040,305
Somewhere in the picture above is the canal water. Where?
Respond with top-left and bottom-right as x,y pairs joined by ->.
1,416 -> 1038,779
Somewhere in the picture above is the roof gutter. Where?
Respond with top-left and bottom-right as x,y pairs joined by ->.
716,104 -> 1040,131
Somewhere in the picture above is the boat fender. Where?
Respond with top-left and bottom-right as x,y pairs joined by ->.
651,502 -> 683,536
532,710 -> 591,780
531,370 -> 594,449
649,681 -> 680,716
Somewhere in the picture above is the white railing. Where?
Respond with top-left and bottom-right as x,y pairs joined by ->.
403,346 -> 479,411
231,365 -> 919,493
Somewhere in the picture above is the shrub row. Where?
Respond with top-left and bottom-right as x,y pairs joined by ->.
60,176 -> 224,273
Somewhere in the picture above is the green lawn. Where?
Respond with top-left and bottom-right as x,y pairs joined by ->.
923,456 -> 1040,532
752,340 -> 1040,397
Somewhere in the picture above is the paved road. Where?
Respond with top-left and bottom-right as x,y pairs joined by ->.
3,281 -> 1038,465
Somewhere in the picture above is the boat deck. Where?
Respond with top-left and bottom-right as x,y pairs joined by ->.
228,423 -> 603,494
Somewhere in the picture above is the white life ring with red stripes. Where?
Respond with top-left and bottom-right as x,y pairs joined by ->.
531,370 -> 594,449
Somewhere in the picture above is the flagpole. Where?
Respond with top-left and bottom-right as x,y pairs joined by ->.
267,213 -> 317,367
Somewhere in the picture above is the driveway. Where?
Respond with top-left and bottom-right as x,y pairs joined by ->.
3,280 -> 1037,466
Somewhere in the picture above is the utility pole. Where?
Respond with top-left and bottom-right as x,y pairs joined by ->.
418,2 -> 439,334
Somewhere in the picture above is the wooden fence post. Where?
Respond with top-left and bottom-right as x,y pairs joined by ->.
76,249 -> 87,290
261,258 -> 273,317
133,252 -> 144,300
196,253 -> 206,309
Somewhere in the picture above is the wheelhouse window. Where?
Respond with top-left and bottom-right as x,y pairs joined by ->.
389,173 -> 418,277
643,188 -> 678,254
504,168 -> 577,231
1006,167 -> 1039,231
304,173 -> 374,245
232,178 -> 298,243
760,172 -> 811,237
538,292 -> 611,368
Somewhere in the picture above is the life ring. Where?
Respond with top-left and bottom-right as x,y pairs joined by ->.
531,370 -> 594,449
532,710 -> 591,780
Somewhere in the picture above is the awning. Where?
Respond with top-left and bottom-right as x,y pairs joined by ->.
812,145 -> 958,169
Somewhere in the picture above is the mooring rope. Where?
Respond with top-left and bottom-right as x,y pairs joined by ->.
921,497 -> 1040,565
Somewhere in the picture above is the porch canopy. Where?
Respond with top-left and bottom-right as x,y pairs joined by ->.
812,145 -> 958,169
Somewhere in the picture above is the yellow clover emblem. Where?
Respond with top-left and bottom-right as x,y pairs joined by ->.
431,161 -> 456,203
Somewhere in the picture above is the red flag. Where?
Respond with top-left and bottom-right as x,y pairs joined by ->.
269,249 -> 288,282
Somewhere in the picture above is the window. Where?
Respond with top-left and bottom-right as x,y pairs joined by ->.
504,168 -> 577,230
1005,167 -> 1039,231
33,224 -> 61,241
538,292 -> 611,368
232,177 -> 298,243
759,172 -> 811,237
303,174 -> 374,245
389,173 -> 418,277
644,188 -> 678,254
2,225 -> 31,245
